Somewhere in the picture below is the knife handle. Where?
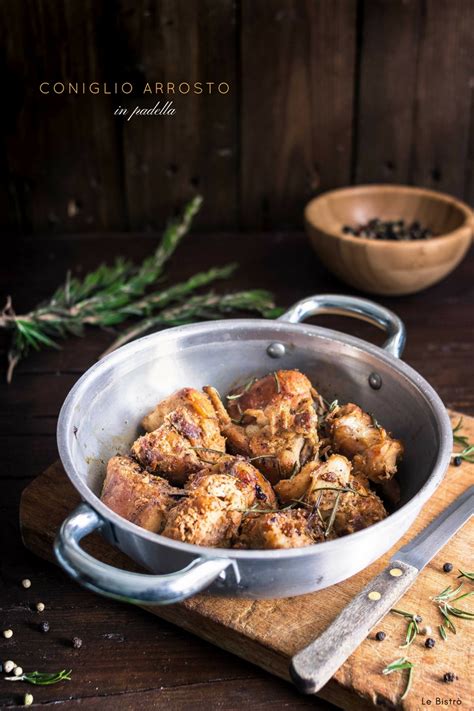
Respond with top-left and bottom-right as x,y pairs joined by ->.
290,560 -> 418,694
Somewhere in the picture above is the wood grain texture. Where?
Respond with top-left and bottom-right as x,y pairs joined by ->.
240,0 -> 356,228
0,0 -> 125,234
2,2 -> 474,230
18,412 -> 474,710
118,0 -> 238,230
355,0 -> 422,185
411,0 -> 474,199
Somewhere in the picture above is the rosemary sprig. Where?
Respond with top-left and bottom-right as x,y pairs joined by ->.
1,197 -> 282,380
382,657 -> 414,701
4,669 -> 72,685
432,583 -> 474,635
391,609 -> 420,648
273,371 -> 281,393
226,377 -> 257,400
324,491 -> 341,538
458,570 -> 474,581
451,418 -> 474,463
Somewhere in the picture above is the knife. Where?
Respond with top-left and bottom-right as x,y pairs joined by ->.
290,485 -> 474,694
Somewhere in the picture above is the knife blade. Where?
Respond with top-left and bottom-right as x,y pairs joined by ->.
394,484 -> 474,571
290,486 -> 474,694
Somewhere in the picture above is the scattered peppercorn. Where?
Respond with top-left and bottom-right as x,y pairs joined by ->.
414,615 -> 422,623
14,666 -> 23,676
375,631 -> 386,641
425,637 -> 436,649
36,602 -> 45,613
3,660 -> 15,673
443,562 -> 453,573
443,672 -> 456,683
453,456 -> 462,467
341,218 -> 434,241
21,579 -> 31,589
2,629 -> 13,639
24,693 -> 34,707
39,621 -> 50,633
72,636 -> 83,649
421,625 -> 432,636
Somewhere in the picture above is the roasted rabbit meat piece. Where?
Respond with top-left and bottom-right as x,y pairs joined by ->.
131,388 -> 226,485
141,387 -> 219,432
332,477 -> 387,536
326,403 -> 403,482
237,509 -> 324,549
101,455 -> 180,533
204,370 -> 319,484
186,455 -> 277,510
275,454 -> 351,510
161,456 -> 276,547
161,495 -> 240,547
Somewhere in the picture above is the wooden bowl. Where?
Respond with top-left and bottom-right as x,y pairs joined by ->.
305,185 -> 473,296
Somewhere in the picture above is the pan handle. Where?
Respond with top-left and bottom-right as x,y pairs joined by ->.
279,294 -> 406,358
54,503 -> 237,605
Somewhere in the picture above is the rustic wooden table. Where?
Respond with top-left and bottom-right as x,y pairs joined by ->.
1,232 -> 473,710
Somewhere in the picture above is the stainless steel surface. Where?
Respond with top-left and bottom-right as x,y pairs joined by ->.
291,486 -> 473,694
55,293 -> 452,603
279,294 -> 406,358
54,503 -> 236,605
394,485 -> 474,570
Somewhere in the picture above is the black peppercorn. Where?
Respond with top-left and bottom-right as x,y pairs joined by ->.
39,621 -> 50,633
414,615 -> 422,623
453,456 -> 462,467
425,638 -> 435,649
443,562 -> 453,573
375,631 -> 386,641
72,636 -> 82,649
443,672 -> 456,683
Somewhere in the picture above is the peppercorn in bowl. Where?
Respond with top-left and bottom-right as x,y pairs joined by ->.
305,184 -> 473,296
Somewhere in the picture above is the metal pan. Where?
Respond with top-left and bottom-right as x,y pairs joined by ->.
54,294 -> 452,604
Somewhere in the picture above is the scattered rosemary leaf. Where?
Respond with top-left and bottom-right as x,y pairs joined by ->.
451,419 -> 474,463
458,570 -> 474,581
382,657 -> 414,700
439,624 -> 448,641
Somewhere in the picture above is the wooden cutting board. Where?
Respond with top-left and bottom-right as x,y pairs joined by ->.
20,410 -> 474,711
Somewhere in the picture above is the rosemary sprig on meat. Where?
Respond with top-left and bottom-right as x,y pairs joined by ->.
1,197 -> 281,381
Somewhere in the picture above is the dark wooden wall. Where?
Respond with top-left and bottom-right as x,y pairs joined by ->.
1,0 -> 474,234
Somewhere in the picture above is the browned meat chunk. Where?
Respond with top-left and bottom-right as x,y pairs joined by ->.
141,387 -> 219,432
326,403 -> 403,482
187,455 -> 277,510
204,370 -> 319,484
161,495 -> 240,547
332,477 -> 387,536
131,388 -> 225,485
101,455 -> 179,533
275,454 -> 351,510
237,509 -> 324,549
161,456 -> 276,547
